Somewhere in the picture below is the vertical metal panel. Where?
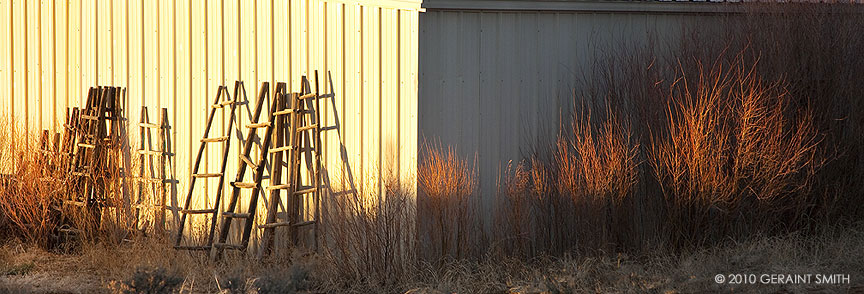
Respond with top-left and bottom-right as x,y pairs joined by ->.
398,9 -> 417,193
12,0 -> 26,139
343,3 -> 362,193
39,0 -> 52,130
361,6 -> 379,195
26,0 -> 37,133
0,0 -> 420,235
381,8 -> 398,183
0,0 -> 11,129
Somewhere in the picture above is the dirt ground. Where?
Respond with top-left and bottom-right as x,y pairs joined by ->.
1,226 -> 863,294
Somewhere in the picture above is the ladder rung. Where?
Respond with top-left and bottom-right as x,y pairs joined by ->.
240,155 -> 258,170
292,220 -> 316,227
273,109 -> 295,116
174,245 -> 211,251
211,100 -> 237,108
80,115 -> 99,120
258,222 -> 291,229
299,93 -> 317,100
223,212 -> 251,218
136,177 -> 164,183
139,122 -> 160,128
77,143 -> 95,149
192,173 -> 222,178
266,184 -> 291,190
181,208 -> 216,214
201,136 -> 229,143
269,146 -> 294,153
296,124 -> 318,132
57,228 -> 83,234
133,203 -> 165,209
64,200 -> 86,206
232,182 -> 257,189
319,93 -> 334,99
213,243 -> 244,250
294,187 -> 317,195
246,122 -> 271,128
137,149 -> 162,155
321,126 -> 337,131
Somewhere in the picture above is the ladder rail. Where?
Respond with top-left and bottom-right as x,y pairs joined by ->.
238,84 -> 284,251
313,71 -> 322,252
287,86 -> 305,246
258,84 -> 289,258
205,82 -> 244,247
135,107 -> 158,231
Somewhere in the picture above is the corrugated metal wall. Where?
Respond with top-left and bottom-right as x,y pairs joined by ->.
418,10 -> 707,205
0,0 -> 419,239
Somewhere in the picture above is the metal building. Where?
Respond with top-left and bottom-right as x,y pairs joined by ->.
0,0 -> 738,231
419,0 -> 732,205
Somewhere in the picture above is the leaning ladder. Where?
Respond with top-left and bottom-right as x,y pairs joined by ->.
69,87 -> 120,209
259,74 -> 326,256
174,83 -> 240,250
134,107 -> 169,234
212,82 -> 283,258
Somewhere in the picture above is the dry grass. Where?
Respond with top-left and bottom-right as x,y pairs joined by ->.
2,222 -> 862,293
319,170 -> 417,292
0,115 -> 155,251
417,141 -> 482,262
647,53 -> 823,249
0,120 -> 76,249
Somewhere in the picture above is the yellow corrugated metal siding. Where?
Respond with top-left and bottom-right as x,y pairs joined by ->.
0,0 -> 419,240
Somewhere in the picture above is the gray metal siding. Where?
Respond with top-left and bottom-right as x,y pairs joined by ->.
419,10 -> 706,203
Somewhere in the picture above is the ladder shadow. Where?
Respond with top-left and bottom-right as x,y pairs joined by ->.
273,72 -> 359,230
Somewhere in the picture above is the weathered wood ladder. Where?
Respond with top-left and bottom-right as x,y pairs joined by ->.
212,82 -> 284,258
258,74 -> 327,257
134,107 -> 169,234
174,83 -> 241,250
67,87 -> 124,207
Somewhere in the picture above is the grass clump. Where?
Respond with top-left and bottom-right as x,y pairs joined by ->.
112,266 -> 184,294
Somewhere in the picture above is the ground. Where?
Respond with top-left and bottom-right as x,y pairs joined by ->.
1,226 -> 863,294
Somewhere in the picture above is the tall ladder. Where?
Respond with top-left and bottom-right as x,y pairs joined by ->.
259,75 -> 323,257
213,82 -> 284,258
174,83 -> 241,250
68,87 -> 105,208
66,87 -> 125,230
134,107 -> 169,234
104,87 -> 130,224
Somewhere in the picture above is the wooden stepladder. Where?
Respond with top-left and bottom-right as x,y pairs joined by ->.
64,86 -> 127,231
259,74 -> 325,257
213,82 -> 284,258
174,83 -> 242,250
68,87 -> 105,207
134,107 -> 169,234
68,87 -> 124,206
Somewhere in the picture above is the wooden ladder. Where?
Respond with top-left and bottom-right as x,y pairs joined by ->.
68,87 -> 110,208
212,82 -> 284,258
174,83 -> 241,250
134,107 -> 169,234
258,74 -> 325,257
